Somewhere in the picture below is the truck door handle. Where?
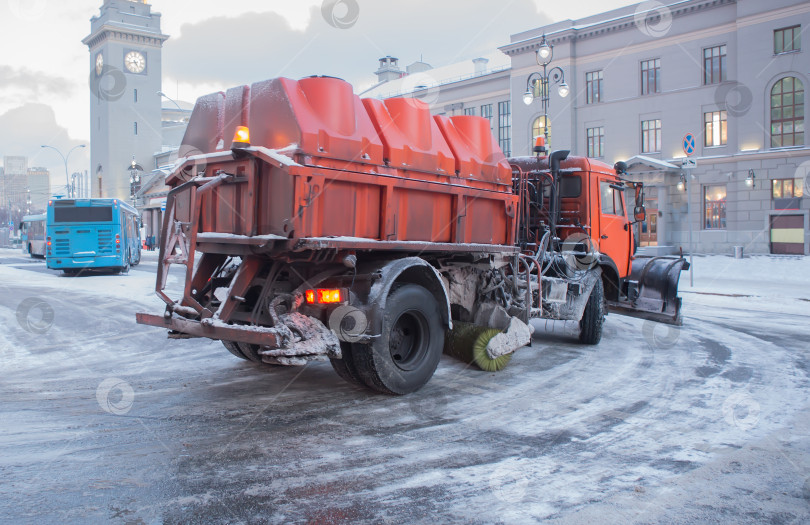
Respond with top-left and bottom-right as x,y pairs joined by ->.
601,235 -> 608,239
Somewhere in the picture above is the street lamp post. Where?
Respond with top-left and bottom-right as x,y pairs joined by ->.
522,34 -> 570,149
158,91 -> 190,123
128,156 -> 144,204
40,144 -> 86,198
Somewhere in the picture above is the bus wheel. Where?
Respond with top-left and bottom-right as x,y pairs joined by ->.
27,244 -> 33,257
119,251 -> 131,274
353,284 -> 443,395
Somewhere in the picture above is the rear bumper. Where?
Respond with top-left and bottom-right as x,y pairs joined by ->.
47,255 -> 123,269
136,312 -> 281,346
136,311 -> 341,365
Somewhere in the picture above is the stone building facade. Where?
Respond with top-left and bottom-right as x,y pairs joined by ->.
367,0 -> 809,255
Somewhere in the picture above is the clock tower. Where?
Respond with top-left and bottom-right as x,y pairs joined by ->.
83,0 -> 169,200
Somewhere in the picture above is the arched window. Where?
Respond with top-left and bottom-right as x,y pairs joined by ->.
771,76 -> 804,147
531,115 -> 551,150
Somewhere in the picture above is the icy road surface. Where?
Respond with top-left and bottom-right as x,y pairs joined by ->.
1,248 -> 809,524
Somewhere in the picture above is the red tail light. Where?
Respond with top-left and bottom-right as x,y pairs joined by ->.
318,289 -> 343,304
304,288 -> 346,305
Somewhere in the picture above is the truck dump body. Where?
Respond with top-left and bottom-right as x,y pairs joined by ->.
171,76 -> 517,248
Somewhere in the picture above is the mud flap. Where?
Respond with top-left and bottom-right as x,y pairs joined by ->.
608,256 -> 690,326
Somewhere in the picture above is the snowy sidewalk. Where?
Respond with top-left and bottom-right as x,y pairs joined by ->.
680,254 -> 809,316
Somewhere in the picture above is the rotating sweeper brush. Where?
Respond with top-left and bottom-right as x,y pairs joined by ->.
443,318 -> 532,372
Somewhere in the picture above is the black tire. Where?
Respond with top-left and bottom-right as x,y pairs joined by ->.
579,277 -> 605,345
236,342 -> 264,363
222,340 -> 249,360
330,342 -> 366,387
236,342 -> 282,367
118,253 -> 130,275
353,284 -> 444,395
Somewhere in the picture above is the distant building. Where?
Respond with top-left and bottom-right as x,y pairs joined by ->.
26,167 -> 51,212
1,156 -> 29,214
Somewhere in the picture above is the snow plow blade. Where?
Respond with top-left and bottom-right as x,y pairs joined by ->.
608,256 -> 690,326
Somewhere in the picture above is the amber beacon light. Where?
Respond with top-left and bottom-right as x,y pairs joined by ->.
232,126 -> 251,148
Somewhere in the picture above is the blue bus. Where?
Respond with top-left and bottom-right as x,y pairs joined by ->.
46,198 -> 141,275
20,214 -> 47,258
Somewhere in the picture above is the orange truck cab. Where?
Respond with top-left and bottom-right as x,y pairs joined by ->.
508,148 -> 686,325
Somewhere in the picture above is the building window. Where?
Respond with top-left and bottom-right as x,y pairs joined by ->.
641,119 -> 662,153
480,104 -> 493,134
498,100 -> 511,156
531,116 -> 550,150
531,78 -> 547,99
640,59 -> 661,95
704,185 -> 727,230
774,25 -> 801,54
586,71 -> 603,104
771,77 -> 805,148
703,45 -> 727,85
463,107 -> 476,116
772,178 -> 804,199
134,121 -> 138,135
704,111 -> 727,147
134,88 -> 138,103
587,126 -> 605,157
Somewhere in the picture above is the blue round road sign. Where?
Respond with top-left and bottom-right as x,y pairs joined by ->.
683,133 -> 696,156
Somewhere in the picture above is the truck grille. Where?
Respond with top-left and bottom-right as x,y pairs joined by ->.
98,229 -> 113,254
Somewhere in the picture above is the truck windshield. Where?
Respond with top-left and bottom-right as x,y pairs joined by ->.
53,206 -> 113,223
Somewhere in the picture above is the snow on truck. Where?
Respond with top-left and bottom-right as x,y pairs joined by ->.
136,76 -> 688,394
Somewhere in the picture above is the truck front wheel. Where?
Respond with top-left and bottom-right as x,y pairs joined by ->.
579,278 -> 605,345
354,284 -> 443,395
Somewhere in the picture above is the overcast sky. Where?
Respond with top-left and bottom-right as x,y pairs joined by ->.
0,0 -> 637,178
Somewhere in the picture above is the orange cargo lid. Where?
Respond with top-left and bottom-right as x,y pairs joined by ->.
434,115 -> 511,185
252,76 -> 384,165
362,97 -> 456,176
180,76 -> 384,166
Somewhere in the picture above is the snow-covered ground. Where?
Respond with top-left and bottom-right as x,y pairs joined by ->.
681,254 -> 810,316
0,249 -> 808,524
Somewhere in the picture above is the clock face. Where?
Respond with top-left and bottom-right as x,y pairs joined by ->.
95,53 -> 103,76
124,51 -> 146,74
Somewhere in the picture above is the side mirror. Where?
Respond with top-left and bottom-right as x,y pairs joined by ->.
634,205 -> 646,223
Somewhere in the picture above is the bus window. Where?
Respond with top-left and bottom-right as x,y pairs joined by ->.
53,206 -> 113,223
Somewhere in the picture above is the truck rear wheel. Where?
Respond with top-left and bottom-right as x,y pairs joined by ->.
579,278 -> 605,345
330,342 -> 365,387
221,340 -> 279,367
354,284 -> 443,395
222,340 -> 249,360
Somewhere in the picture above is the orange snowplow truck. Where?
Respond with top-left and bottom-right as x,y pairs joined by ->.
136,76 -> 688,394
